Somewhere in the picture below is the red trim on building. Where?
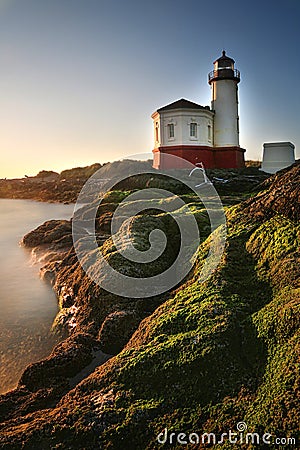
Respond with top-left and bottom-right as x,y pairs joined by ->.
152,145 -> 245,169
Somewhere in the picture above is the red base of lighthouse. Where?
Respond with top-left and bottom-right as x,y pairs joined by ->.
153,145 -> 245,170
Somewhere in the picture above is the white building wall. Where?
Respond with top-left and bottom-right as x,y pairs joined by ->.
211,79 -> 239,147
152,109 -> 214,148
152,112 -> 161,147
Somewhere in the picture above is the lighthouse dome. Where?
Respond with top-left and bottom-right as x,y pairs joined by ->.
214,50 -> 235,69
208,50 -> 240,83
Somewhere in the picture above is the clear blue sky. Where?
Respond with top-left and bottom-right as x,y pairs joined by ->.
0,0 -> 299,177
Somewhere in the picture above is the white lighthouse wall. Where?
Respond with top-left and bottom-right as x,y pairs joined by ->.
152,108 -> 214,148
211,79 -> 239,147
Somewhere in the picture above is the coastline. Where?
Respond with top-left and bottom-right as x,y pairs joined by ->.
0,164 -> 299,448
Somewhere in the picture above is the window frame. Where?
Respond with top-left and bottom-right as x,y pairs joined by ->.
208,124 -> 212,142
167,123 -> 175,140
155,122 -> 159,143
190,122 -> 197,138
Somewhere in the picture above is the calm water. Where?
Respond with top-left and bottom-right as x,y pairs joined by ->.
0,199 -> 74,394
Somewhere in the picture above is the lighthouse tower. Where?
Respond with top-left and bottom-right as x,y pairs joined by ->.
209,50 -> 240,147
208,51 -> 245,168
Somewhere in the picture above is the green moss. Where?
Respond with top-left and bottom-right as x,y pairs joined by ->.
1,167 -> 299,449
102,189 -> 133,204
246,216 -> 300,290
245,331 -> 300,439
86,208 -> 298,447
51,189 -> 300,448
253,287 -> 300,347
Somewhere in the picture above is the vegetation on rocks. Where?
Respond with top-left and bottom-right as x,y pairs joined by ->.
0,162 -> 299,449
0,160 -> 268,204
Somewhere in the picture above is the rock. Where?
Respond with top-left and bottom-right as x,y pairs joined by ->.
18,333 -> 97,391
243,161 -> 300,222
40,266 -> 56,284
98,310 -> 142,354
1,163 -> 299,448
22,220 -> 72,249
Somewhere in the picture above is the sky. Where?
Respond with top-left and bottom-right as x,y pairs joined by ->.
0,0 -> 299,178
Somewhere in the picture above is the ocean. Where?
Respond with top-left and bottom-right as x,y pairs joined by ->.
0,199 -> 74,394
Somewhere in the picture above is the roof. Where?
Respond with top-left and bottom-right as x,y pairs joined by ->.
157,98 -> 210,113
213,50 -> 235,65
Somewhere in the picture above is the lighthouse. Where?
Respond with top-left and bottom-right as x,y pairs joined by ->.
152,51 -> 246,170
209,50 -> 240,147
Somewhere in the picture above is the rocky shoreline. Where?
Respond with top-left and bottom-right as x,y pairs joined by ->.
0,160 -> 268,204
0,163 -> 299,448
0,165 -> 101,204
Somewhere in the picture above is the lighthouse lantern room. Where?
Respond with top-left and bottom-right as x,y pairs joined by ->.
152,51 -> 246,170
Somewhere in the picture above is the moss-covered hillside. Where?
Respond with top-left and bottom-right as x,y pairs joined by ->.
0,163 -> 299,449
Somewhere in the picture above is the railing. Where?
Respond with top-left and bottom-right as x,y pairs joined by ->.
208,68 -> 240,82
